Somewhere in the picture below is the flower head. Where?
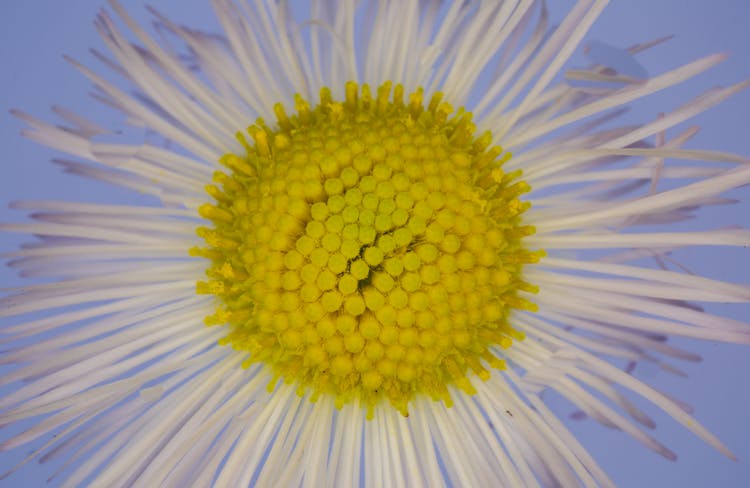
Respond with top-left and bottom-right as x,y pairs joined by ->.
1,1 -> 749,486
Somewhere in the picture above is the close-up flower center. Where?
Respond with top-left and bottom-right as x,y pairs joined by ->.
196,81 -> 541,415
4,3 -> 750,486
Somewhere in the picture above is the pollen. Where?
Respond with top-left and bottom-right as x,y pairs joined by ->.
196,82 -> 541,417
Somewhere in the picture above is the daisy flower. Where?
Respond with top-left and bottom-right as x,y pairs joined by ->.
1,1 -> 749,486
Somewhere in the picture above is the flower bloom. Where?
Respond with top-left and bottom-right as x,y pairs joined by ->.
2,1 -> 749,486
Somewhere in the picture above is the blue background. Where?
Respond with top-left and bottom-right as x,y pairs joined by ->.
1,1 -> 748,486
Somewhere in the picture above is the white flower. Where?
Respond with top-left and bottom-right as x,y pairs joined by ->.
1,1 -> 749,486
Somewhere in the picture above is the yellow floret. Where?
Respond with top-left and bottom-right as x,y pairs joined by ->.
198,81 -> 537,417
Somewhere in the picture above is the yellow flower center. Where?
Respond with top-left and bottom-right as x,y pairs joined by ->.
194,82 -> 541,417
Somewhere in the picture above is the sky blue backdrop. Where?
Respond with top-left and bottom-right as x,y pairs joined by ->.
1,1 -> 748,487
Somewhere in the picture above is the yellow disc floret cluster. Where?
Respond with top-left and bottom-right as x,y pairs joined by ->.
194,81 -> 542,417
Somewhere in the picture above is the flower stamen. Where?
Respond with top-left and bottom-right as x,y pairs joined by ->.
196,82 -> 541,417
